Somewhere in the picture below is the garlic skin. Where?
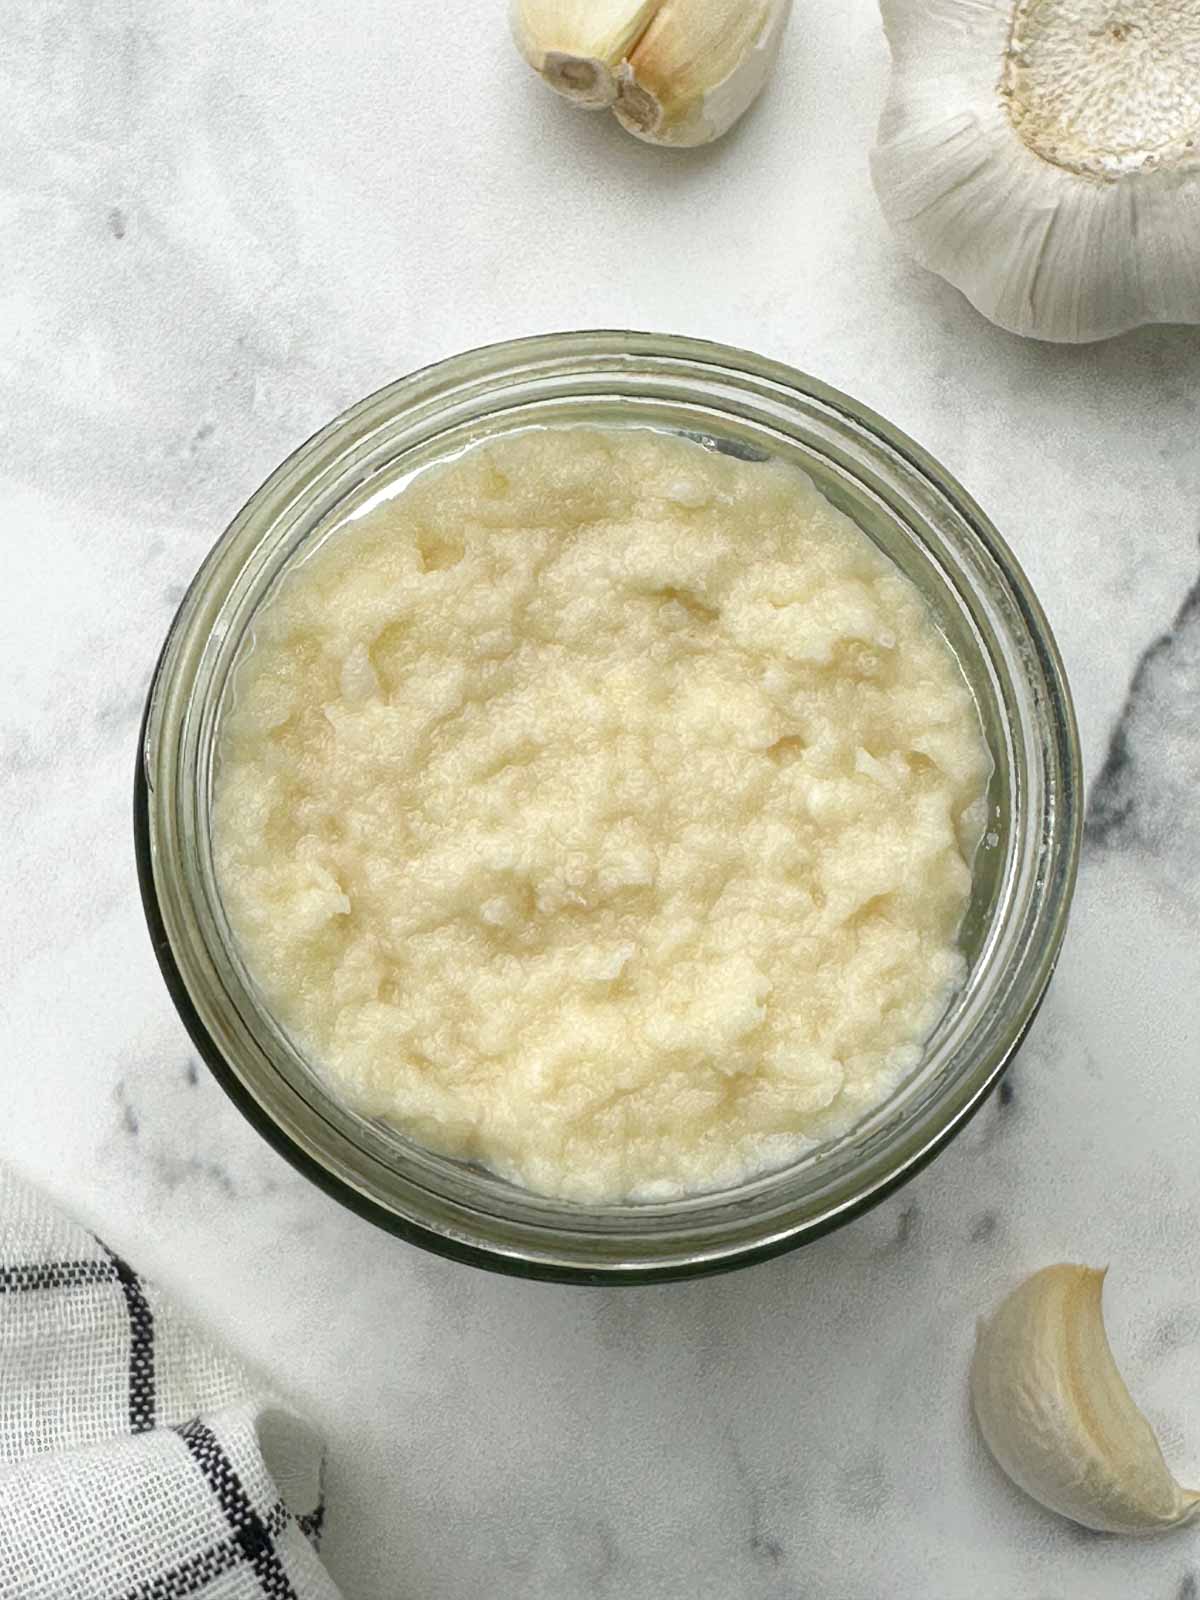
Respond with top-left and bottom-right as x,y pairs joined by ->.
971,1265 -> 1200,1535
871,0 -> 1200,342
511,0 -> 661,109
510,0 -> 793,147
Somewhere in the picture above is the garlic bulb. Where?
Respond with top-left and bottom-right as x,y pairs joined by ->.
971,1265 -> 1200,1535
871,0 -> 1200,342
510,0 -> 792,147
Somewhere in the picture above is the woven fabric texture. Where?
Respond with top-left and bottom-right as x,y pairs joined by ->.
0,1168 -> 341,1600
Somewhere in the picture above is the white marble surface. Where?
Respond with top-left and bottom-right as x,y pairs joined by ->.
4,1 -> 1200,1595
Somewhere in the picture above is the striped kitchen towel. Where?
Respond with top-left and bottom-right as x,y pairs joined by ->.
0,1167 -> 341,1600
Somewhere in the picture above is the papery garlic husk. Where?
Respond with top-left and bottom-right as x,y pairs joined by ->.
510,0 -> 792,147
871,0 -> 1200,342
971,1265 -> 1200,1535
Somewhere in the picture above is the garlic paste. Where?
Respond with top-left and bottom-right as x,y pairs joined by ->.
213,427 -> 989,1201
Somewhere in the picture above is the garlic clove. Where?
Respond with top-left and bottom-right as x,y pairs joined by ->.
510,0 -> 664,108
614,0 -> 793,148
971,1265 -> 1200,1536
871,0 -> 1200,342
511,0 -> 792,146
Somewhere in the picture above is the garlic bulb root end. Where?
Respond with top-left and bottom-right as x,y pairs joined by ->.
871,0 -> 1200,341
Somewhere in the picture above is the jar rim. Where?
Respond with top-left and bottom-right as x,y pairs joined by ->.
136,330 -> 1082,1282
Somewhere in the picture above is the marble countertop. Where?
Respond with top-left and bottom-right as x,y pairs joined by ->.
5,1 -> 1200,1594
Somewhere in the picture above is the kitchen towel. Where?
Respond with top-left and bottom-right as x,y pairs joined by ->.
0,1167 -> 342,1600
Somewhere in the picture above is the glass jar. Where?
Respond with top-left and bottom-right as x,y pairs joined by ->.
135,331 -> 1082,1283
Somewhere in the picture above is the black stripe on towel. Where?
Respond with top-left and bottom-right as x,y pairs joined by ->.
297,1501 -> 325,1548
102,1244 -> 156,1433
122,1505 -> 291,1600
123,1536 -> 242,1599
0,1258 -> 118,1293
178,1418 -> 301,1600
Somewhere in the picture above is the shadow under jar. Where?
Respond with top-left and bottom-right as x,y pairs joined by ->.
135,331 -> 1082,1284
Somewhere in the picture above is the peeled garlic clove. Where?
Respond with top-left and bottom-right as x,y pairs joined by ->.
971,1265 -> 1200,1535
871,0 -> 1200,342
511,0 -> 792,147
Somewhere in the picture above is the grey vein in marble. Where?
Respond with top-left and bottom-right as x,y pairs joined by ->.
1087,557 -> 1200,895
